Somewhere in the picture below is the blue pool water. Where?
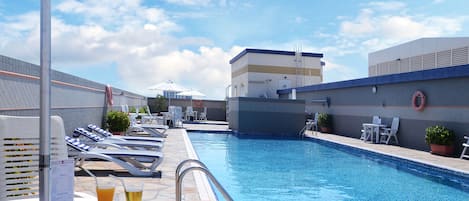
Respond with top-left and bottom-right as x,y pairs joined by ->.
188,132 -> 469,201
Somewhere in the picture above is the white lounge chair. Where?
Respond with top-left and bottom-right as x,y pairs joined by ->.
73,128 -> 163,151
460,136 -> 469,159
0,115 -> 96,200
380,117 -> 400,145
65,136 -> 163,177
139,105 -> 164,124
87,124 -> 165,142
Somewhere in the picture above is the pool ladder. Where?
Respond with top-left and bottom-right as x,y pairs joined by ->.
175,159 -> 233,201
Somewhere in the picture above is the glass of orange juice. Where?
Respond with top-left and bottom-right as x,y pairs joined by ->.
96,178 -> 116,201
124,182 -> 143,201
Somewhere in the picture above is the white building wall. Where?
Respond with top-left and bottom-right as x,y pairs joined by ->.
369,38 -> 469,76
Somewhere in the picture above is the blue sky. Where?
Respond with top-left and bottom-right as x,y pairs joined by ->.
0,0 -> 468,100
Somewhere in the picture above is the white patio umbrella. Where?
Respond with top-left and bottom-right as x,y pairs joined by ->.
177,89 -> 206,107
147,80 -> 187,107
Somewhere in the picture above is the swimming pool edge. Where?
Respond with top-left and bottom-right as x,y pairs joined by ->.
305,134 -> 469,187
181,129 -> 218,201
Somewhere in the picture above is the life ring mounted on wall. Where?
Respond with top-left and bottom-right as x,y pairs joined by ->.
412,90 -> 426,111
105,84 -> 113,106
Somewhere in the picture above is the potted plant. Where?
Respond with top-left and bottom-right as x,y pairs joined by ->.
106,111 -> 130,135
317,113 -> 332,133
425,125 -> 455,156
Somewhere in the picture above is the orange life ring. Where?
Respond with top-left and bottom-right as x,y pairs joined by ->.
105,85 -> 113,106
412,91 -> 425,111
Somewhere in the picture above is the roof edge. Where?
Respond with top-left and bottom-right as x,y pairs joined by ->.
278,64 -> 469,94
229,48 -> 324,64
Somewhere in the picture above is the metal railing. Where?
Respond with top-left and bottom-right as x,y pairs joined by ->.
175,159 -> 233,201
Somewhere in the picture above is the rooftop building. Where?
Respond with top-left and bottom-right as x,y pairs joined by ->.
230,48 -> 324,98
368,37 -> 469,76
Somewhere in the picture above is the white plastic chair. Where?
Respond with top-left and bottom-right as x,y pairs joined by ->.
199,107 -> 208,121
306,112 -> 318,131
169,106 -> 184,127
460,136 -> 469,159
380,117 -> 400,145
184,106 -> 195,121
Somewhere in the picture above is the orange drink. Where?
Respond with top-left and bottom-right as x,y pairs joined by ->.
96,178 -> 115,201
96,186 -> 115,201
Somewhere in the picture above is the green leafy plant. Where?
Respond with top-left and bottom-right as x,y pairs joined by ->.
106,111 -> 130,132
129,106 -> 136,113
317,113 -> 331,128
139,107 -> 147,114
153,95 -> 167,112
425,125 -> 455,145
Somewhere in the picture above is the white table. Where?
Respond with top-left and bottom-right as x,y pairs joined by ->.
362,123 -> 387,143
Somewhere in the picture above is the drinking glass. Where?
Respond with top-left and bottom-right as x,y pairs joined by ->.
124,182 -> 143,201
96,178 -> 116,201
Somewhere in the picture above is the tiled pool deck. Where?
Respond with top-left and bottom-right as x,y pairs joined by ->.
74,122 -> 468,200
74,127 -> 215,201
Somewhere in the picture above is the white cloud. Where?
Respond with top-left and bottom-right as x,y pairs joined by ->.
165,0 -> 211,6
338,7 -> 466,53
367,1 -> 406,11
120,46 -> 243,99
0,0 -> 237,99
294,16 -> 307,24
322,59 -> 362,82
340,9 -> 375,37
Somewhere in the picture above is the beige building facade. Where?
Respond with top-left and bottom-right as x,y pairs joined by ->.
230,49 -> 324,98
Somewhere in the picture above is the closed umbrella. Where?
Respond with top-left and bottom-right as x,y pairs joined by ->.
147,80 -> 186,107
40,0 -> 52,200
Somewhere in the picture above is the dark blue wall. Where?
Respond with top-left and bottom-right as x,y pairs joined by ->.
229,97 -> 305,136
279,65 -> 469,154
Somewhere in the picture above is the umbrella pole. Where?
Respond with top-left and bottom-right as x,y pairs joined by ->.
39,0 -> 51,200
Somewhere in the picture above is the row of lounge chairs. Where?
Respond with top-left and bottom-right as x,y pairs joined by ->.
0,115 -> 166,200
69,124 -> 165,177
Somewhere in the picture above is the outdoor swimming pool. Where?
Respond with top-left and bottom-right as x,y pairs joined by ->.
189,132 -> 469,201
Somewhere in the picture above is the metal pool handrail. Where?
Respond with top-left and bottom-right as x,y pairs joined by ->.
175,159 -> 233,201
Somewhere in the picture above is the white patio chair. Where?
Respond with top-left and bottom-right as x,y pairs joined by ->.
380,117 -> 400,145
169,106 -> 184,127
184,106 -> 195,121
199,107 -> 208,121
460,136 -> 469,159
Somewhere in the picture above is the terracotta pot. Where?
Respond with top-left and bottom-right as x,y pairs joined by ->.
430,144 -> 454,156
112,131 -> 124,136
320,127 -> 331,133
